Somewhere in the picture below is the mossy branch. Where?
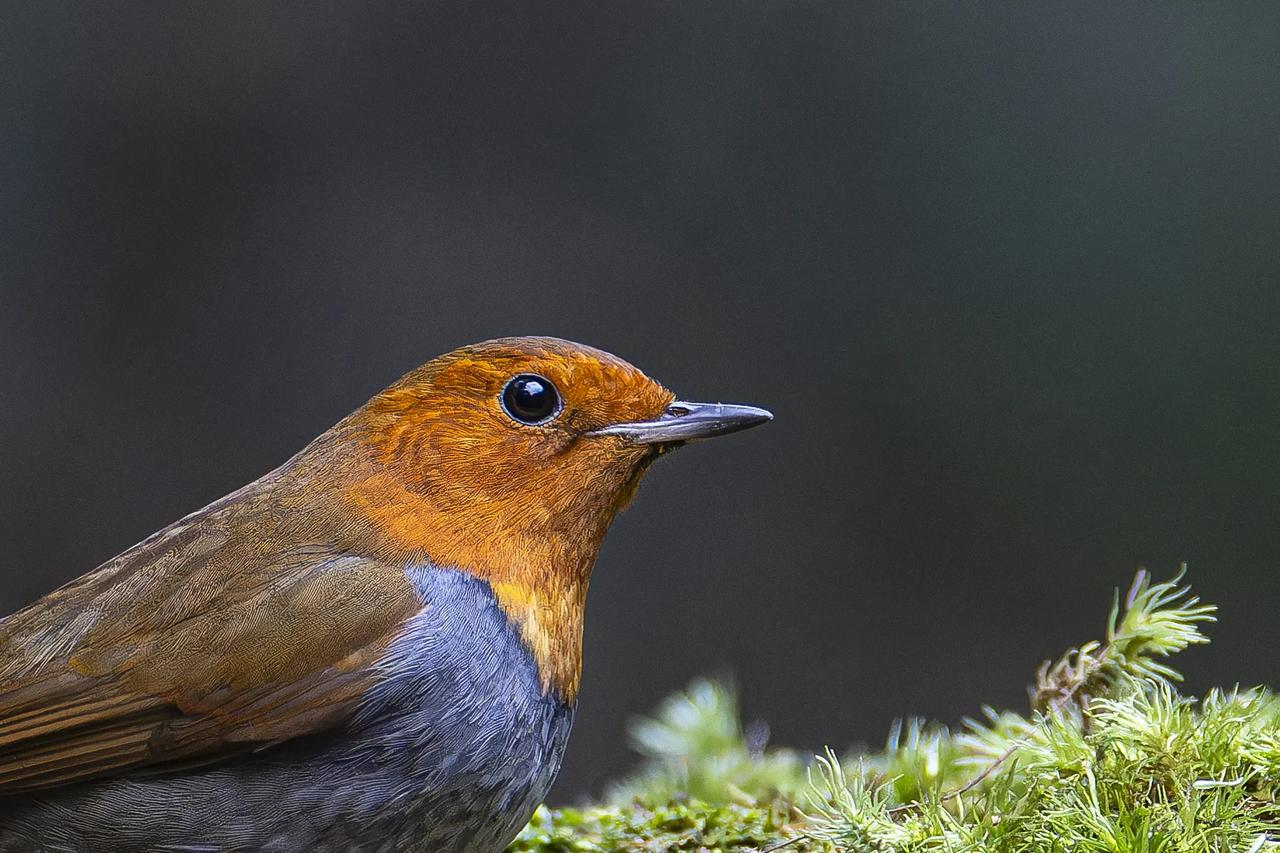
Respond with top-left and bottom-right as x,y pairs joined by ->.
511,570 -> 1277,852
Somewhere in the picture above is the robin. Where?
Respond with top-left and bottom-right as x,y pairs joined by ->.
0,336 -> 771,852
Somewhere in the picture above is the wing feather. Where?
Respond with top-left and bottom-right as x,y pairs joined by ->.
0,478 -> 421,793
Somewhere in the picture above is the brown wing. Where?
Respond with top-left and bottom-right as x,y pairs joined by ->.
0,474 -> 422,793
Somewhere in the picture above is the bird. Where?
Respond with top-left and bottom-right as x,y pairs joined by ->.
0,336 -> 772,852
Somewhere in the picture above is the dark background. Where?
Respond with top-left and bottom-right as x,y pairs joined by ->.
3,3 -> 1279,800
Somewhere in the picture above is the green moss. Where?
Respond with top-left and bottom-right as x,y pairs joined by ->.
510,801 -> 797,852
511,572 -> 1279,852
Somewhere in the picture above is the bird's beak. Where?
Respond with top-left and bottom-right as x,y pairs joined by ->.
588,401 -> 773,445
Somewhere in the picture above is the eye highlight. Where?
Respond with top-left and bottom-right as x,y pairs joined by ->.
501,374 -> 561,425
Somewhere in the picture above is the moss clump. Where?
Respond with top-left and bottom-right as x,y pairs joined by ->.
510,801 -> 792,852
511,571 -> 1280,852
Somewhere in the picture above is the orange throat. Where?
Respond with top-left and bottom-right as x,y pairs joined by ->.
346,470 -> 626,704
485,576 -> 589,704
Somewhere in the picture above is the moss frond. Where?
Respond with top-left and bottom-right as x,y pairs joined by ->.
606,678 -> 807,807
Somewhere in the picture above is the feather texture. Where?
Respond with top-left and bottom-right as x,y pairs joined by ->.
0,464 -> 421,791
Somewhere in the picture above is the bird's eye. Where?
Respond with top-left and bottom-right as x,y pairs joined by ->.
501,374 -> 561,425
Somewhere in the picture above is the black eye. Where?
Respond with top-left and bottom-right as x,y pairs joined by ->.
501,374 -> 561,425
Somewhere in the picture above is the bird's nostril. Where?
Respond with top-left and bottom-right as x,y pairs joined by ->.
665,404 -> 691,418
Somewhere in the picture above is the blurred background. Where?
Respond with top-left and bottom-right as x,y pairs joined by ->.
3,3 -> 1279,799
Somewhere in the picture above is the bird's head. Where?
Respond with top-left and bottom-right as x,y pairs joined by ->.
337,336 -> 771,699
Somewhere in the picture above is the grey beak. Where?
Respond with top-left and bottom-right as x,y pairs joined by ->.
588,401 -> 773,445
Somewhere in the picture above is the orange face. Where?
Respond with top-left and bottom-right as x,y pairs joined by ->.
343,338 -> 678,700
338,336 -> 771,700
355,337 -> 676,520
